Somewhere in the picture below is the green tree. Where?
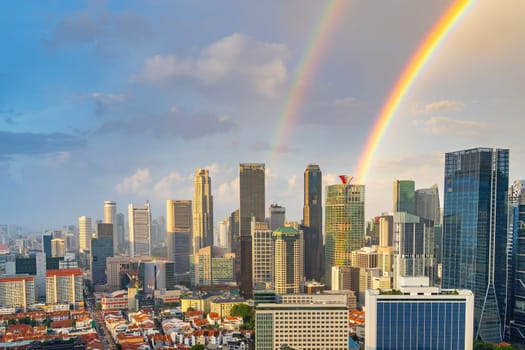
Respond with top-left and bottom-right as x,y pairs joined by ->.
191,345 -> 205,350
230,304 -> 255,330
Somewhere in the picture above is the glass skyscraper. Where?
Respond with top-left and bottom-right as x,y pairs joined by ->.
393,180 -> 415,214
303,164 -> 323,282
442,148 -> 509,342
324,183 -> 365,286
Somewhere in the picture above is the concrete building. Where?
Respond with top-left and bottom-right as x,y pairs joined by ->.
415,184 -> 441,225
273,226 -> 304,294
255,294 -> 348,350
365,283 -> 474,350
303,164 -> 323,282
78,216 -> 92,252
251,220 -> 274,289
166,200 -> 192,282
268,204 -> 285,231
46,268 -> 83,305
42,233 -> 53,258
193,246 -> 235,286
239,163 -> 265,298
103,200 -> 119,255
51,238 -> 66,258
105,256 -> 154,289
0,275 -> 35,309
193,169 -> 214,252
142,261 -> 175,293
129,202 -> 151,257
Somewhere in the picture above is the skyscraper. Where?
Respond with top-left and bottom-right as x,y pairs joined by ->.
324,181 -> 365,286
415,184 -> 441,225
103,201 -> 119,255
239,163 -> 265,297
273,226 -> 304,294
78,216 -> 92,252
91,223 -> 114,286
50,238 -> 65,258
193,169 -> 214,252
268,204 -> 285,231
116,213 -> 126,253
166,200 -> 192,282
303,164 -> 323,282
129,202 -> 151,257
393,180 -> 415,214
251,220 -> 274,289
442,148 -> 509,342
42,233 -> 53,258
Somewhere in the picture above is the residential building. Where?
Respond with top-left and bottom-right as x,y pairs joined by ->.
365,284 -> 474,350
393,180 -> 415,214
193,169 -> 214,252
239,163 -> 265,298
303,164 -> 323,282
273,226 -> 304,294
50,238 -> 65,258
91,223 -> 114,286
166,199 -> 192,282
46,268 -> 83,305
0,275 -> 35,309
324,181 -> 365,286
129,202 -> 151,257
442,148 -> 509,342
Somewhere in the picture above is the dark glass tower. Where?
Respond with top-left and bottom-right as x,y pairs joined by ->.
91,223 -> 114,286
303,164 -> 323,282
393,180 -> 416,214
442,148 -> 509,342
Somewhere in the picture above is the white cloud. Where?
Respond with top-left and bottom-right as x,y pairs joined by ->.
419,100 -> 464,114
287,175 -> 297,190
322,173 -> 340,186
115,168 -> 151,194
152,171 -> 186,198
216,177 -> 240,208
414,116 -> 489,138
131,33 -> 289,97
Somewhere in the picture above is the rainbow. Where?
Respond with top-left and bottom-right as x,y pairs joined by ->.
355,0 -> 474,183
271,0 -> 349,158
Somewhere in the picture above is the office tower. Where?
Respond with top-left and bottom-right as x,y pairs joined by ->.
255,294 -> 349,350
193,169 -> 214,252
151,216 -> 166,247
166,200 -> 192,282
218,219 -> 229,249
230,209 -> 240,254
0,275 -> 36,309
239,163 -> 265,297
50,238 -> 66,258
129,202 -> 151,257
365,283 -> 474,350
415,184 -> 441,224
78,216 -> 92,252
442,148 -> 509,342
510,180 -> 525,341
91,223 -> 114,286
42,233 -> 53,257
324,181 -> 365,286
268,204 -> 285,231
251,220 -> 274,289
103,201 -> 119,255
116,213 -> 126,253
192,246 -> 235,286
378,215 -> 393,247
393,180 -> 416,214
142,261 -> 176,292
273,227 -> 304,294
303,164 -> 323,282
46,268 -> 83,304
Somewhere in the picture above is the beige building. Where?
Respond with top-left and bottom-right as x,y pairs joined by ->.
103,200 -> 118,255
0,275 -> 36,309
51,238 -> 66,257
273,226 -> 303,294
46,268 -> 83,305
193,169 -> 213,252
251,220 -> 273,289
78,216 -> 92,252
209,296 -> 248,319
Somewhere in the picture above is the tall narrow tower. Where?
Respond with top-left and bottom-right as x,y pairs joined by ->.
129,202 -> 151,257
303,164 -> 323,281
166,199 -> 192,282
393,180 -> 415,214
78,216 -> 92,253
239,163 -> 265,297
442,148 -> 509,342
103,201 -> 118,255
193,169 -> 213,252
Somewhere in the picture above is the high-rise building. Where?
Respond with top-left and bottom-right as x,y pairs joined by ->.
42,233 -> 53,258
365,283 -> 474,350
103,201 -> 119,255
193,169 -> 214,252
393,180 -> 415,214
268,204 -> 285,231
0,275 -> 36,309
91,223 -> 114,286
78,216 -> 92,252
142,261 -> 176,292
166,200 -> 192,282
230,209 -> 240,254
273,226 -> 304,294
46,268 -> 83,305
192,246 -> 235,286
239,163 -> 265,297
129,202 -> 151,257
324,181 -> 365,286
415,184 -> 441,225
303,164 -> 323,282
51,238 -> 66,258
442,148 -> 509,342
509,180 -> 525,341
217,219 -> 229,249
251,220 -> 274,289
116,212 -> 126,253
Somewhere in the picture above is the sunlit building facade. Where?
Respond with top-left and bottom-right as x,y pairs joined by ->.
129,202 -> 151,257
193,169 -> 213,252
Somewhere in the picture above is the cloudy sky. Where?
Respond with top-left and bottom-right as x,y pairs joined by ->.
1,1 -> 523,231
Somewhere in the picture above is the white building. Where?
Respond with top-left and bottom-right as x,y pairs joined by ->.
0,275 -> 36,309
78,216 -> 92,252
46,268 -> 83,305
251,220 -> 273,289
104,200 -> 119,255
129,202 -> 151,257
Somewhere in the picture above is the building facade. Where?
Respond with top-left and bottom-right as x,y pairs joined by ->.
166,199 -> 192,281
251,220 -> 274,289
303,164 -> 323,282
393,180 -> 415,214
193,169 -> 214,252
0,275 -> 35,309
324,182 -> 365,286
78,216 -> 92,252
91,223 -> 114,286
46,268 -> 83,305
239,163 -> 265,297
273,227 -> 304,294
103,201 -> 119,255
129,202 -> 151,257
442,148 -> 509,342
510,180 -> 525,341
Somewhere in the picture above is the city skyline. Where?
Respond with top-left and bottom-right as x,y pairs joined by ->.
0,1 -> 524,230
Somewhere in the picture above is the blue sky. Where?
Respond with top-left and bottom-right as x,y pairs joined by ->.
1,0 -> 524,231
